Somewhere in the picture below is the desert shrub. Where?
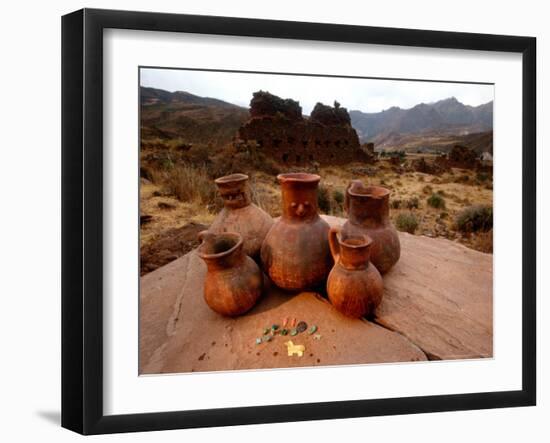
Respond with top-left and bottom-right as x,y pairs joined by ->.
160,156 -> 174,170
417,175 -> 425,182
163,163 -> 220,210
405,197 -> 420,209
476,171 -> 491,182
333,189 -> 345,206
391,199 -> 402,209
261,156 -> 282,175
184,144 -> 211,165
317,185 -> 331,214
396,212 -> 419,234
140,166 -> 152,180
472,229 -> 493,253
427,193 -> 446,209
455,205 -> 493,233
422,184 -> 433,195
455,174 -> 470,183
387,150 -> 406,160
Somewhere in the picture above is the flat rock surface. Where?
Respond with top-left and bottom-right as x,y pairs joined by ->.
323,215 -> 493,360
140,216 -> 492,374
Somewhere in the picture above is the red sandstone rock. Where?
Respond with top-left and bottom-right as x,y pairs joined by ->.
139,215 -> 493,373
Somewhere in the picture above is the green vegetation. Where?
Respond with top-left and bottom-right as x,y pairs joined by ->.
455,205 -> 493,232
391,199 -> 402,209
427,193 -> 446,209
406,196 -> 420,209
317,185 -> 331,214
396,212 -> 419,234
333,189 -> 344,205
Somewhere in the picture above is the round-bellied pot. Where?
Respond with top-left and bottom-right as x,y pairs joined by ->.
327,227 -> 384,318
342,180 -> 400,274
261,173 -> 332,292
197,231 -> 262,316
208,173 -> 274,259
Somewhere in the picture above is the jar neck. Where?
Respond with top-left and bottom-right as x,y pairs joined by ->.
222,192 -> 251,209
347,195 -> 390,227
202,247 -> 244,270
280,185 -> 319,221
198,233 -> 245,270
338,243 -> 370,270
218,185 -> 251,209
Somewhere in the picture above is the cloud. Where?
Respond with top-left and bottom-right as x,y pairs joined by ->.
140,68 -> 494,114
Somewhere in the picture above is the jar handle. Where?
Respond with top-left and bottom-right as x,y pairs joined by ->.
197,230 -> 214,244
328,227 -> 341,262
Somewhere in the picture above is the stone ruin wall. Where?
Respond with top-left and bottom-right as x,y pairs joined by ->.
434,144 -> 491,172
236,91 -> 372,166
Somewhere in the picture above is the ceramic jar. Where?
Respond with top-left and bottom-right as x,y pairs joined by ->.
208,173 -> 274,259
261,173 -> 332,291
327,227 -> 383,318
197,231 -> 262,316
342,180 -> 400,274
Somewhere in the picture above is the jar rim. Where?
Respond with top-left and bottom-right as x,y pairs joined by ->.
348,183 -> 390,199
215,173 -> 249,186
277,172 -> 321,184
198,232 -> 243,259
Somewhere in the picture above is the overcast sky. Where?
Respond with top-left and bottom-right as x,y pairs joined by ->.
140,68 -> 494,114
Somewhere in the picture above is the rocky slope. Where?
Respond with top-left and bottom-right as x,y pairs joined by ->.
140,86 -> 249,146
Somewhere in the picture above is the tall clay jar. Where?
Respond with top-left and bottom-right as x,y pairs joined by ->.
327,227 -> 383,318
197,231 -> 262,317
261,173 -> 332,291
342,180 -> 400,274
208,173 -> 273,259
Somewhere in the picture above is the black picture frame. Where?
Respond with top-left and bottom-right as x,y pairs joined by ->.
61,8 -> 537,435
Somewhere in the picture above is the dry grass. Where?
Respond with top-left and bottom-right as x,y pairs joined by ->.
140,155 -> 493,253
471,230 -> 493,253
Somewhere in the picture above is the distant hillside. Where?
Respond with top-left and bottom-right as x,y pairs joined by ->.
372,130 -> 492,154
350,97 -> 493,143
140,87 -> 249,146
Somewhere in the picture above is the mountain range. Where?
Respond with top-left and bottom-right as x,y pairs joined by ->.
140,87 -> 493,152
350,97 -> 493,143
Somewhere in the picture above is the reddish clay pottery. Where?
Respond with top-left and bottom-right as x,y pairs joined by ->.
342,180 -> 400,274
327,227 -> 383,318
261,173 -> 332,291
208,173 -> 273,258
197,231 -> 262,317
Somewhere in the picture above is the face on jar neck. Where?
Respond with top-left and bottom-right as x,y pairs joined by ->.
278,173 -> 320,221
215,173 -> 251,209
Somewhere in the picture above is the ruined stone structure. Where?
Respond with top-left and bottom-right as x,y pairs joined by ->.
434,144 -> 486,171
237,91 -> 371,165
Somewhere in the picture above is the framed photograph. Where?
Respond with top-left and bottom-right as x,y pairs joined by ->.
62,8 -> 536,435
